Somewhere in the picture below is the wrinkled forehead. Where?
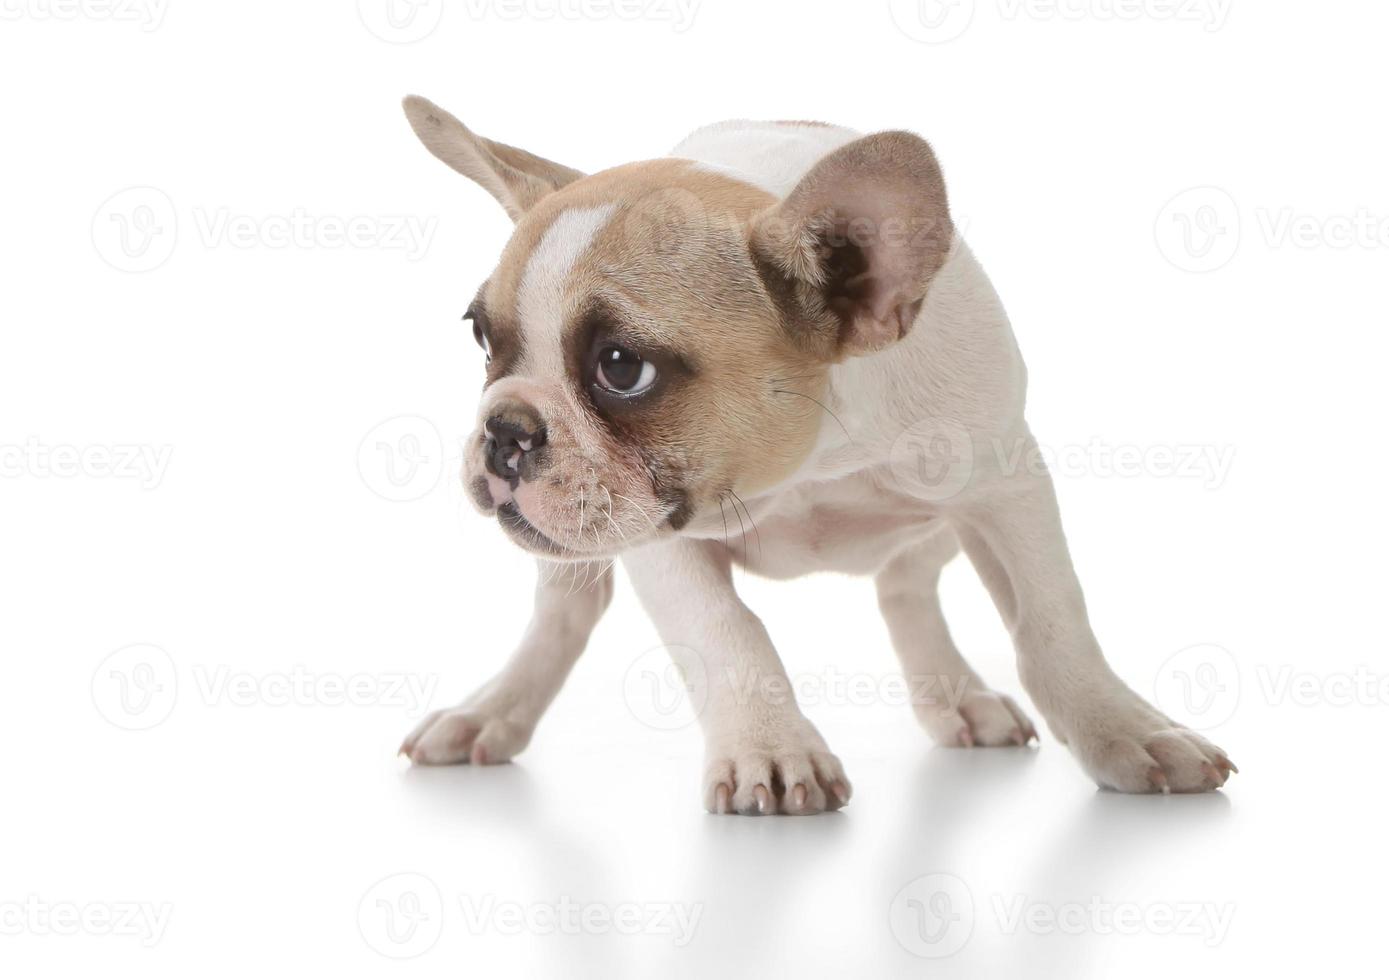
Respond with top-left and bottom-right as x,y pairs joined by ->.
479,159 -> 776,376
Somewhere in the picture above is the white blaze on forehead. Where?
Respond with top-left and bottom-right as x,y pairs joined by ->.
516,204 -> 618,376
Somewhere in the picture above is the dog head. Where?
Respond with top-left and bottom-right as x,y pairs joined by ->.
403,96 -> 953,560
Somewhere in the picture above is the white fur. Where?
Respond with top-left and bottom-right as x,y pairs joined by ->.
670,120 -> 861,196
516,204 -> 618,377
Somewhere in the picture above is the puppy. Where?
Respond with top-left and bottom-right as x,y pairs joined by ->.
397,96 -> 1236,813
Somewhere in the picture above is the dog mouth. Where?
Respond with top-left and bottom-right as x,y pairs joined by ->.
494,494 -> 686,561
495,501 -> 571,557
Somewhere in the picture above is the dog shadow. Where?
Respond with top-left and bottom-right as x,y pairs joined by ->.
880,746 -> 1233,974
401,762 -> 643,975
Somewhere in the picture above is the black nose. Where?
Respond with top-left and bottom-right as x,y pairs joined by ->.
484,414 -> 546,485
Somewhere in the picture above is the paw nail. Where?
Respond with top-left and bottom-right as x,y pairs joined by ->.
753,785 -> 771,814
792,784 -> 808,810
958,728 -> 975,748
471,744 -> 488,766
831,781 -> 850,805
714,784 -> 731,814
1148,767 -> 1170,795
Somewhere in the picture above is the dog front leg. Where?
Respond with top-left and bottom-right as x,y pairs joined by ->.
400,559 -> 613,765
623,538 -> 851,815
950,430 -> 1236,792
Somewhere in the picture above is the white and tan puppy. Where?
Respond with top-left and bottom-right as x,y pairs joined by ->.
397,96 -> 1236,814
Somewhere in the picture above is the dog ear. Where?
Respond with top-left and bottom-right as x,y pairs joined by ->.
402,95 -> 585,221
750,131 -> 953,358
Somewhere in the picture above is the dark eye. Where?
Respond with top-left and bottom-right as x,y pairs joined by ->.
466,315 -> 491,363
594,345 -> 657,394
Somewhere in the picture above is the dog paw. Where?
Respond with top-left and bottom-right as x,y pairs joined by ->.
703,725 -> 851,816
916,687 -> 1038,748
1064,699 -> 1237,793
398,707 -> 532,766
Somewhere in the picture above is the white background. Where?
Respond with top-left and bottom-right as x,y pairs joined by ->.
2,1 -> 1385,976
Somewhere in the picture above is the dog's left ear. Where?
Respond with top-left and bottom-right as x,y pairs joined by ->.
402,95 -> 584,221
750,131 -> 953,358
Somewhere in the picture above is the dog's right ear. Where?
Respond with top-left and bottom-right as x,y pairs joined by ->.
402,95 -> 585,221
750,131 -> 954,360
